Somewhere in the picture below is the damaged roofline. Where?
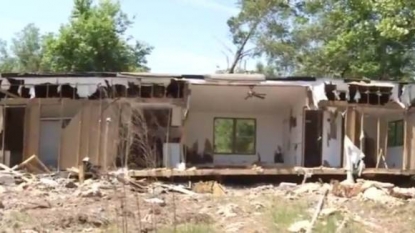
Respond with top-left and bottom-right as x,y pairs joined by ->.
1,72 -> 415,108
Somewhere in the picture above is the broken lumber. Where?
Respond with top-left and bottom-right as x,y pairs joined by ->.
0,163 -> 31,182
11,155 -> 51,174
11,155 -> 36,170
34,155 -> 51,173
159,183 -> 197,196
115,175 -> 148,192
306,188 -> 329,233
78,164 -> 85,184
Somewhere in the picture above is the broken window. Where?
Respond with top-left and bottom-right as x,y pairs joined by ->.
213,118 -> 256,154
388,120 -> 404,147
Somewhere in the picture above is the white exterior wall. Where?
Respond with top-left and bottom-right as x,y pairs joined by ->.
321,111 -> 342,167
185,103 -> 305,166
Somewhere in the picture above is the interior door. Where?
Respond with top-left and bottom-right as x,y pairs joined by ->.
39,120 -> 61,168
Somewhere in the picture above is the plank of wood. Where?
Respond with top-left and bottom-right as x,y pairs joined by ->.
11,154 -> 36,170
34,156 -> 51,173
403,114 -> 408,170
78,164 -> 84,184
306,188 -> 329,233
0,163 -> 31,182
159,184 -> 197,196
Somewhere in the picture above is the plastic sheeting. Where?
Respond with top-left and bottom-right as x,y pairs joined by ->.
344,135 -> 365,176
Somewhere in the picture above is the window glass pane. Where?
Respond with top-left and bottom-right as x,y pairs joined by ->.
214,118 -> 233,153
388,122 -> 396,146
234,137 -> 255,154
395,120 -> 404,146
234,119 -> 255,154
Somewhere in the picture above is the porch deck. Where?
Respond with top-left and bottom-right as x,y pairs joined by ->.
129,166 -> 415,178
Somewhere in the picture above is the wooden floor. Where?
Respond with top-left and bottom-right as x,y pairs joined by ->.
129,166 -> 415,178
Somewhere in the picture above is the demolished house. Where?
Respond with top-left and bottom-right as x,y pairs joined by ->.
0,73 -> 414,176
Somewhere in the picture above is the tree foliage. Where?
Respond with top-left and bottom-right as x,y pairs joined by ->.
229,0 -> 415,80
0,0 -> 152,73
0,24 -> 44,72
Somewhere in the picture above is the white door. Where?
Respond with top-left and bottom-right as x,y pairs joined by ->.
39,120 -> 61,168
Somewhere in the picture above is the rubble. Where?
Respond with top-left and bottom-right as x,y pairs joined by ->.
288,220 -> 310,232
0,173 -> 15,186
0,158 -> 414,232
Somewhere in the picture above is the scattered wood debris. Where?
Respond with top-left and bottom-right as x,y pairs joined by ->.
192,181 -> 226,196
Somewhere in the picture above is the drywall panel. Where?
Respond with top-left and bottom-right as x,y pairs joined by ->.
321,111 -> 342,167
282,104 -> 304,166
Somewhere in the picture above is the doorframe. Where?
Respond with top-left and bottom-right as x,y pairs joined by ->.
302,108 -> 324,167
38,117 -> 71,169
2,105 -> 26,166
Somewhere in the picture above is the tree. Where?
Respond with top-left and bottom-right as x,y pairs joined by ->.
41,0 -> 152,72
0,40 -> 16,72
229,0 -> 415,80
11,24 -> 44,72
0,24 -> 45,72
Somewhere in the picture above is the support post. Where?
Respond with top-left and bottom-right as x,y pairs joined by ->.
376,117 -> 381,168
165,108 -> 172,168
85,102 -> 91,161
403,112 -> 408,170
359,111 -> 364,149
76,103 -> 83,167
103,117 -> 111,172
344,107 -> 354,183
96,89 -> 103,165
57,93 -> 63,170
1,105 -> 5,165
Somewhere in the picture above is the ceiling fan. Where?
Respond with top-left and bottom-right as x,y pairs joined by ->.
245,85 -> 266,100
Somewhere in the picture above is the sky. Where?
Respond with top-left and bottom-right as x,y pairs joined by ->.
0,0 -> 256,74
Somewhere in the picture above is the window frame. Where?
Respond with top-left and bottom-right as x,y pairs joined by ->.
213,117 -> 257,155
388,120 -> 404,147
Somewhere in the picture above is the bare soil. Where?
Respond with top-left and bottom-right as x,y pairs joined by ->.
0,177 -> 414,233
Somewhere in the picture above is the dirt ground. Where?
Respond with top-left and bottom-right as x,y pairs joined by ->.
0,174 -> 415,233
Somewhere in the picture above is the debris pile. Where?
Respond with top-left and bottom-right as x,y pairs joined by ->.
0,156 -> 414,232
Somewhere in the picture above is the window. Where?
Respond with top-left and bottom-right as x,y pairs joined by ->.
213,118 -> 256,154
388,120 -> 404,147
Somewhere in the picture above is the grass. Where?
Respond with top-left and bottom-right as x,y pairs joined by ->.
6,211 -> 36,229
159,224 -> 214,233
263,197 -> 365,233
314,213 -> 364,233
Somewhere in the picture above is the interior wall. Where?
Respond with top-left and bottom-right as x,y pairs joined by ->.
364,114 -> 402,168
321,110 -> 342,168
282,104 -> 304,166
185,102 -> 307,167
384,115 -> 404,168
185,111 -> 284,166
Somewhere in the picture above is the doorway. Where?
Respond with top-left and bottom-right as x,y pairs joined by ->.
39,119 -> 70,168
1,107 -> 26,167
303,110 -> 323,167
